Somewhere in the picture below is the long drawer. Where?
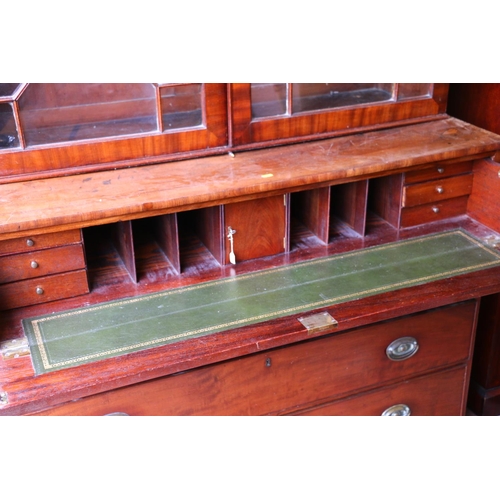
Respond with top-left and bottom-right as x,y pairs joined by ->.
33,301 -> 476,416
290,366 -> 467,416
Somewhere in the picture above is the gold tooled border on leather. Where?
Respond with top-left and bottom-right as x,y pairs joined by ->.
24,230 -> 500,373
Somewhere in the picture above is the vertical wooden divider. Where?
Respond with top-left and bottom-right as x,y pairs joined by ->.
330,180 -> 369,236
193,206 -> 224,265
368,175 -> 404,229
291,187 -> 331,244
112,221 -> 137,283
154,213 -> 181,274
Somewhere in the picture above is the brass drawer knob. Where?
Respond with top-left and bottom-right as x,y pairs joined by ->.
382,404 -> 411,416
432,206 -> 440,214
36,286 -> 44,295
386,336 -> 419,361
30,261 -> 39,269
437,167 -> 445,174
26,238 -> 35,247
435,186 -> 444,194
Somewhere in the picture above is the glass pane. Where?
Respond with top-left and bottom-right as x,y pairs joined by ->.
0,103 -> 19,149
0,83 -> 21,98
251,83 -> 287,118
292,84 -> 394,113
19,84 -> 158,146
398,83 -> 432,100
160,84 -> 203,130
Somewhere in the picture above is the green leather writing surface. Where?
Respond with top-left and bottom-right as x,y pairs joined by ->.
23,230 -> 500,375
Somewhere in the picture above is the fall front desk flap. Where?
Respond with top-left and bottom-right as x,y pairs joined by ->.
23,230 -> 500,375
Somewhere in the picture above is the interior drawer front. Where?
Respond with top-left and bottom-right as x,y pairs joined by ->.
0,229 -> 82,257
223,194 -> 287,264
0,245 -> 86,284
400,196 -> 469,227
290,365 -> 467,416
34,301 -> 476,416
404,161 -> 472,184
402,173 -> 473,207
0,269 -> 89,310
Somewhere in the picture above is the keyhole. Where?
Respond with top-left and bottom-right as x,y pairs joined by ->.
265,357 -> 272,367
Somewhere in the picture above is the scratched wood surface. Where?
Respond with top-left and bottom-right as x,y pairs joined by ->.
0,117 -> 499,241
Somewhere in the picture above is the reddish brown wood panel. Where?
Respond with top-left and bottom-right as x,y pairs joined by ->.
0,245 -> 86,283
448,84 -> 500,136
223,195 -> 286,264
467,158 -> 500,234
153,213 -> 180,273
368,174 -> 403,228
404,161 -> 472,184
113,221 -> 136,283
291,187 -> 330,243
402,173 -> 473,207
1,117 -> 499,242
291,366 -> 467,416
0,269 -> 89,310
192,206 -> 224,265
401,196 -> 469,227
331,180 -> 369,235
0,229 -> 82,256
471,293 -> 500,390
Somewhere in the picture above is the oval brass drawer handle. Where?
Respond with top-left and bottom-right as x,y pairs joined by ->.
386,336 -> 419,361
382,404 -> 411,416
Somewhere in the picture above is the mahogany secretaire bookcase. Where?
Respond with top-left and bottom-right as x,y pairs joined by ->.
1,83 -> 500,416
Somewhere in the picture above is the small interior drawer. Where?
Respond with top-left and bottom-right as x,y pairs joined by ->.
402,173 -> 473,207
0,229 -> 82,257
0,245 -> 86,284
0,269 -> 89,310
403,161 -> 472,184
400,196 -> 469,227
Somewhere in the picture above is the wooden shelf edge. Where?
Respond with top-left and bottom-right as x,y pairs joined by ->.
1,117 -> 499,241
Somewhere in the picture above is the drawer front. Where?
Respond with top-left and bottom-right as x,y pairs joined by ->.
0,229 -> 82,257
290,366 -> 467,416
402,173 -> 473,207
223,195 -> 287,264
0,269 -> 89,310
0,245 -> 86,284
35,301 -> 476,416
400,196 -> 469,227
404,161 -> 472,184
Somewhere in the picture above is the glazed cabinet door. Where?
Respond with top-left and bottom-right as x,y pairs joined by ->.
0,83 -> 228,179
229,83 -> 448,147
